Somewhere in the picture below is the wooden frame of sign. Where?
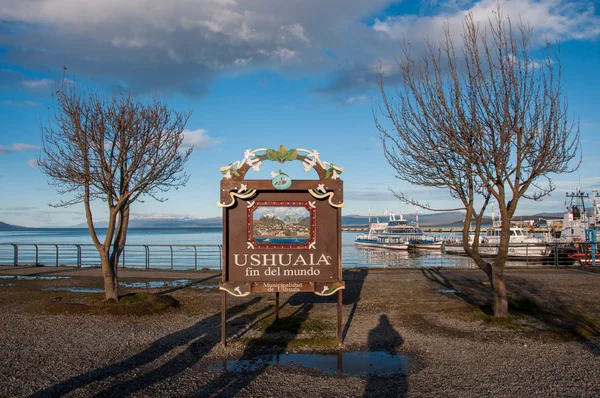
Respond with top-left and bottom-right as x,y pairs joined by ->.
218,146 -> 345,346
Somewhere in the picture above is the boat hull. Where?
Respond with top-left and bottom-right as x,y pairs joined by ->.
443,243 -> 549,260
409,242 -> 444,250
354,240 -> 409,250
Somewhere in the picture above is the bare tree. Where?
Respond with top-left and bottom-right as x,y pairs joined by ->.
374,7 -> 579,317
39,78 -> 192,302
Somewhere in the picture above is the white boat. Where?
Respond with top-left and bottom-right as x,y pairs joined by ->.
354,212 -> 426,251
480,225 -> 548,260
443,233 -> 480,255
409,239 -> 445,250
553,188 -> 600,264
444,205 -> 548,260
406,208 -> 445,250
557,188 -> 600,242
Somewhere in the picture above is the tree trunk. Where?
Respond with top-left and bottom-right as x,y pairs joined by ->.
491,268 -> 508,318
100,251 -> 119,302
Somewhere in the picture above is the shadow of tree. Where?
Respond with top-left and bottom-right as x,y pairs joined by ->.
155,274 -> 221,296
365,314 -> 407,397
30,296 -> 268,397
420,268 -> 493,315
502,275 -> 600,354
420,269 -> 600,355
570,267 -> 600,275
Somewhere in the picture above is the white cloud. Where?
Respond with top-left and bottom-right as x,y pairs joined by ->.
280,23 -> 310,45
0,143 -> 38,154
373,0 -> 600,46
26,159 -> 38,168
346,95 -> 369,105
0,0 -> 598,97
21,79 -> 53,89
0,100 -> 39,107
234,57 -> 252,67
181,129 -> 220,151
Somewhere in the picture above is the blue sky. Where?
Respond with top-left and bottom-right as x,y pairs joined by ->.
1,0 -> 599,227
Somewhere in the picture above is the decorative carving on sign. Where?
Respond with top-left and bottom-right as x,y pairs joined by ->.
308,184 -> 344,208
217,183 -> 258,208
219,282 -> 251,297
271,170 -> 292,190
314,281 -> 345,296
219,145 -> 343,181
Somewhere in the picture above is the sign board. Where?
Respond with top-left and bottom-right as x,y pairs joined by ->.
217,145 -> 345,344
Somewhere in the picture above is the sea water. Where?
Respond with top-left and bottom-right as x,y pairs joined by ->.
0,228 -> 477,268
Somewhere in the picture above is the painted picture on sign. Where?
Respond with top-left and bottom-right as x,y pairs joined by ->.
249,202 -> 315,248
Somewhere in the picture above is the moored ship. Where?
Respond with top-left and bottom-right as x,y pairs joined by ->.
354,212 -> 426,251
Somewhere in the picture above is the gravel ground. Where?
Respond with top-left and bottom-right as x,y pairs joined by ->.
0,265 -> 599,397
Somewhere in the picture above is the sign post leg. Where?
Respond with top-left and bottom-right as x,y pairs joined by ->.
337,289 -> 343,346
221,290 -> 227,346
275,292 -> 280,320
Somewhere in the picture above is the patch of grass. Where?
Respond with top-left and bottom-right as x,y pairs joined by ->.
507,295 -> 600,341
36,293 -> 179,316
544,309 -> 600,341
118,293 -> 149,305
257,315 -> 332,334
485,316 -> 518,328
461,306 -> 521,328
508,296 -> 541,314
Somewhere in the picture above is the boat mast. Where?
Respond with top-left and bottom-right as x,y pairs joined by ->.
565,188 -> 588,220
591,190 -> 599,228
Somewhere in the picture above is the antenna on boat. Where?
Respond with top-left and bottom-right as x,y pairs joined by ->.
368,207 -> 371,228
415,207 -> 419,227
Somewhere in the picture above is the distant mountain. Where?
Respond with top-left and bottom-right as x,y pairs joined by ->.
71,217 -> 223,229
0,221 -> 27,230
4,210 -> 567,231
342,211 -> 470,227
530,212 -> 563,219
342,210 -> 565,227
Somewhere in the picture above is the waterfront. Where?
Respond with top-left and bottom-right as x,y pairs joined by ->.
0,228 -> 536,269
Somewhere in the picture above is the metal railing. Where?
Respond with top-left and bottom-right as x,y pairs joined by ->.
0,243 -> 222,271
1,241 -> 595,270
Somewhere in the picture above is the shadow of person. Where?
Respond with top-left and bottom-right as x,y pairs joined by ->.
365,314 -> 407,397
31,296 -> 266,397
192,302 -> 313,397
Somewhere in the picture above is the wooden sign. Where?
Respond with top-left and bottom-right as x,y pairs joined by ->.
218,145 -> 345,345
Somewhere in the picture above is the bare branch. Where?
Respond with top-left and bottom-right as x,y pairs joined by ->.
38,76 -> 192,302
374,4 -> 580,317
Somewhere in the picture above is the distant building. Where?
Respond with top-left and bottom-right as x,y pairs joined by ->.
512,220 -> 537,228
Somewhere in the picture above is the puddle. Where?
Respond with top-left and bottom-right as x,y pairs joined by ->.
207,351 -> 408,377
0,275 -> 71,280
190,284 -> 218,290
118,280 -> 218,290
0,283 -> 16,287
436,289 -> 459,294
43,287 -> 104,293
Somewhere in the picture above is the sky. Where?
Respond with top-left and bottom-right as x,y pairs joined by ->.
1,0 -> 599,227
